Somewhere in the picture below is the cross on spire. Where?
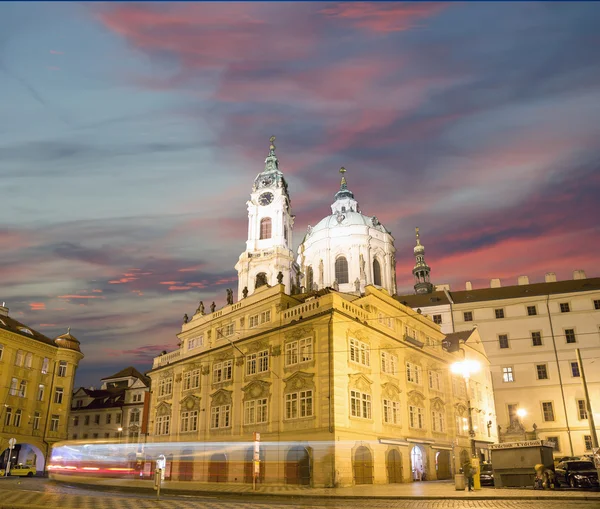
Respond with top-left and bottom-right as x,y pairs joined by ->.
269,135 -> 276,155
339,166 -> 347,189
415,227 -> 421,245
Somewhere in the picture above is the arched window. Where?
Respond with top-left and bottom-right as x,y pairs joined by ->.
260,218 -> 272,239
255,273 -> 268,289
306,266 -> 314,291
335,256 -> 349,284
373,259 -> 382,286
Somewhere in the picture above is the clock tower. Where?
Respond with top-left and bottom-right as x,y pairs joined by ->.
235,136 -> 299,300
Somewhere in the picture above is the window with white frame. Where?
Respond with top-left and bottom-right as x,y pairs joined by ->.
188,335 -> 203,350
285,390 -> 313,419
246,350 -> 269,376
217,323 -> 235,338
132,393 -> 143,402
378,313 -> 393,328
213,360 -> 233,383
428,370 -> 442,391
13,409 -> 22,427
183,369 -> 201,391
4,408 -> 11,426
432,410 -> 445,432
350,390 -> 372,419
409,405 -> 425,429
249,315 -> 260,328
381,352 -> 398,375
180,410 -> 198,432
41,357 -> 49,374
584,435 -> 593,451
285,338 -> 313,366
349,338 -> 370,367
502,366 -> 514,382
383,399 -> 400,425
33,412 -> 40,430
50,415 -> 59,432
9,377 -> 18,396
19,380 -> 27,397
130,409 -> 141,424
577,399 -> 588,420
406,362 -> 422,385
58,360 -> 67,377
210,405 -> 231,429
24,353 -> 33,368
158,378 -> 173,397
37,384 -> 45,401
404,325 -> 418,340
54,387 -> 64,404
542,401 -> 555,421
244,398 -> 268,425
15,350 -> 24,366
155,415 -> 170,435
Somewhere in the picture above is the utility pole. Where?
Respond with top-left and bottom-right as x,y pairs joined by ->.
576,349 -> 598,449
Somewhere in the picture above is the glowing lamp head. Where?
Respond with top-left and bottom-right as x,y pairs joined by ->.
117,427 -> 123,432
516,408 -> 527,418
451,359 -> 481,378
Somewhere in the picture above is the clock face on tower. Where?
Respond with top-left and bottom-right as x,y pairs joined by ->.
258,192 -> 274,206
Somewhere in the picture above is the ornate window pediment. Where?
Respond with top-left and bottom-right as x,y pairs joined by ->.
245,339 -> 270,355
156,402 -> 171,416
242,380 -> 271,401
381,382 -> 401,399
210,388 -> 232,406
454,403 -> 467,415
348,373 -> 373,392
159,369 -> 174,380
284,326 -> 313,342
180,395 -> 201,411
407,389 -> 426,406
283,371 -> 314,392
183,363 -> 202,373
430,396 -> 445,411
348,328 -> 369,343
213,349 -> 234,362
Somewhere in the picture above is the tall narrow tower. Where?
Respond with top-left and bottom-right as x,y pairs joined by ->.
413,227 -> 434,294
235,136 -> 298,299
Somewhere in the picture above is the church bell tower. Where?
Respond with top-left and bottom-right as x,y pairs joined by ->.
235,136 -> 299,299
413,227 -> 434,294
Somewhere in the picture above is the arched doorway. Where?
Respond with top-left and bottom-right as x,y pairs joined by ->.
179,449 -> 194,481
244,447 -> 265,484
436,451 -> 451,480
411,446 -> 425,481
0,443 -> 45,473
285,446 -> 310,485
387,449 -> 402,483
208,453 -> 228,483
459,449 -> 469,466
354,446 -> 374,485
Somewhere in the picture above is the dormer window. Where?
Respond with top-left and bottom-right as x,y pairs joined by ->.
18,327 -> 33,335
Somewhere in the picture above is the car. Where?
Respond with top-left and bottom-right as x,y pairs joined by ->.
0,464 -> 37,477
555,460 -> 599,489
479,463 -> 494,486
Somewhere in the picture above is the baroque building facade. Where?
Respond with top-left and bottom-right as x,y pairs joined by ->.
396,231 -> 600,458
0,305 -> 83,472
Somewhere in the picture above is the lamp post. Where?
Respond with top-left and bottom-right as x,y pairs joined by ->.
117,427 -> 123,444
451,356 -> 481,458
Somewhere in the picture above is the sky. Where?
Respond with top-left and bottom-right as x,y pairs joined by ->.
1,2 -> 599,387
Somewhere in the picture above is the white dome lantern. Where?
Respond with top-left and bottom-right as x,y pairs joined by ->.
297,167 -> 397,295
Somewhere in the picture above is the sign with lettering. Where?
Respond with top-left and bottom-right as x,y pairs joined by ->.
489,440 -> 551,450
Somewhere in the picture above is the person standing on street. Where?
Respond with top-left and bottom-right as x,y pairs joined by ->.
463,460 -> 475,492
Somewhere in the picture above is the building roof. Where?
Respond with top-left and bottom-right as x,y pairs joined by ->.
101,366 -> 150,385
0,313 -> 57,347
395,277 -> 600,307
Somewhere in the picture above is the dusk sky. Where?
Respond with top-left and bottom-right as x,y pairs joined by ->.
1,2 -> 599,387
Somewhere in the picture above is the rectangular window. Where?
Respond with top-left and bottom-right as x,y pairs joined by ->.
428,370 -> 442,391
130,410 -> 140,424
246,349 -> 269,376
180,410 -> 199,432
50,415 -> 59,432
183,369 -> 201,391
223,323 -> 234,337
285,338 -> 313,366
0,344 -> 3,361
158,377 -> 173,396
15,350 -> 24,366
84,415 -> 90,426
261,310 -> 271,324
18,380 -> 27,397
542,401 -> 555,422
41,357 -> 49,374
531,331 -> 542,346
577,399 -> 588,420
349,338 -> 370,367
74,416 -> 79,426
244,398 -> 268,425
584,435 -> 593,451
594,300 -> 600,310
13,409 -> 22,427
210,405 -> 231,429
527,305 -> 537,316
9,377 -> 18,396
432,410 -> 445,432
546,436 -> 560,451
559,302 -> 570,313
24,353 -> 32,368
498,334 -> 509,349
33,412 -> 40,430
213,360 -> 233,383
350,390 -> 372,419
155,415 -> 170,435
406,362 -> 422,385
4,408 -> 11,427
94,414 -> 100,424
249,315 -> 260,328
502,367 -> 514,382
571,361 -> 581,377
104,433 -> 110,439
433,314 -> 442,325
463,311 -> 473,322
54,387 -> 64,404
383,399 -> 400,425
93,433 -> 99,439
58,361 -> 67,377
116,413 -> 121,424
495,308 -> 505,319
565,329 -> 576,343
285,390 -> 313,420
106,414 -> 111,424
381,352 -> 398,375
409,405 -> 425,429
536,364 -> 548,380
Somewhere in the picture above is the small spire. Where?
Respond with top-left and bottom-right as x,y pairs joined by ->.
67,326 -> 71,335
339,166 -> 347,190
269,135 -> 276,156
415,227 -> 421,245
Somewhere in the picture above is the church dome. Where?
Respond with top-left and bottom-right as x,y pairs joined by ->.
297,168 -> 397,295
54,328 -> 81,352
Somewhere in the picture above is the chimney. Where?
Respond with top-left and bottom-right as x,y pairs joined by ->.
517,275 -> 529,286
465,281 -> 473,291
573,270 -> 587,280
0,303 -> 7,316
545,272 -> 557,283
435,283 -> 451,291
490,278 -> 501,288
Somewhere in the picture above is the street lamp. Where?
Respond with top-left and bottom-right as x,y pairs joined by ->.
516,408 -> 527,419
451,356 -> 481,458
117,427 -> 123,444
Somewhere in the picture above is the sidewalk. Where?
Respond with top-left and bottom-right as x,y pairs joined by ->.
52,475 -> 600,500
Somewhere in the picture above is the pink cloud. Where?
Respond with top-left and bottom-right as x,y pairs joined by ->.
57,294 -> 105,299
187,282 -> 207,288
178,265 -> 205,272
159,281 -> 181,285
39,323 -> 57,327
213,276 -> 237,285
92,289 -> 103,293
168,285 -> 192,291
29,302 -> 46,311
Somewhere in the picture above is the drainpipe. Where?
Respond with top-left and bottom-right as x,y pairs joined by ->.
443,288 -> 455,333
546,295 -> 574,455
